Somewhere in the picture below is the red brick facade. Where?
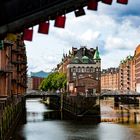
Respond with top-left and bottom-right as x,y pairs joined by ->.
101,45 -> 140,93
135,45 -> 140,92
32,77 -> 44,90
101,68 -> 119,91
119,56 -> 136,92
57,47 -> 101,95
0,33 -> 27,98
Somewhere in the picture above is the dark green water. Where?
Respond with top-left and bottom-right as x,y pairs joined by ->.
12,99 -> 140,140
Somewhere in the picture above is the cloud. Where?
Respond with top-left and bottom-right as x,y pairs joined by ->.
98,0 -> 140,17
81,30 -> 100,41
25,0 -> 140,72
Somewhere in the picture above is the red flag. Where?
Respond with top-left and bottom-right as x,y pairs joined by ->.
117,0 -> 128,4
87,0 -> 98,11
54,15 -> 66,28
38,21 -> 50,34
75,8 -> 86,17
23,28 -> 33,41
102,0 -> 113,5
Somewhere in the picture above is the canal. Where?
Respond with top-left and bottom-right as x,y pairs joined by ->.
12,98 -> 140,140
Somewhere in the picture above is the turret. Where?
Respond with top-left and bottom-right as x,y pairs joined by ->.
93,46 -> 101,62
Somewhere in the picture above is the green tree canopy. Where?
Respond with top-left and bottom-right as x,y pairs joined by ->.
39,72 -> 67,92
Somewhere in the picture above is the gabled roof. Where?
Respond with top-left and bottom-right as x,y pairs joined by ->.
70,47 -> 97,64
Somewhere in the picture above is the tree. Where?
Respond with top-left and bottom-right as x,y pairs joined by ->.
39,72 -> 67,92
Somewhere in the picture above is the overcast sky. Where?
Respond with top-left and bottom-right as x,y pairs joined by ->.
25,0 -> 140,74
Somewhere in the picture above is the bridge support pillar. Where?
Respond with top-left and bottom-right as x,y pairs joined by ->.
120,106 -> 124,123
114,97 -> 119,108
134,112 -> 137,123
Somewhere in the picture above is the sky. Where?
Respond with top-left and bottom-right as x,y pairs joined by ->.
25,0 -> 140,74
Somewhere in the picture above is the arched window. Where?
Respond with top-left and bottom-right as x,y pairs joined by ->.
90,67 -> 93,72
95,67 -> 98,72
82,67 -> 85,72
73,66 -> 76,72
78,67 -> 81,72
86,67 -> 90,73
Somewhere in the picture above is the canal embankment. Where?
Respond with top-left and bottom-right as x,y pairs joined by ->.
0,96 -> 26,140
12,98 -> 140,140
101,98 -> 140,123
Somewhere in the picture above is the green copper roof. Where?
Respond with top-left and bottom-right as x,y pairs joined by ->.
82,56 -> 89,63
82,56 -> 89,59
94,47 -> 100,59
74,56 -> 79,59
74,56 -> 79,63
127,55 -> 132,60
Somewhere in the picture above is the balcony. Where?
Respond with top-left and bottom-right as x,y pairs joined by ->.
0,65 -> 13,73
11,59 -> 27,65
12,70 -> 17,80
11,47 -> 19,52
17,51 -> 26,55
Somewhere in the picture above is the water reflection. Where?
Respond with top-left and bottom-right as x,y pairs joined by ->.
13,99 -> 140,140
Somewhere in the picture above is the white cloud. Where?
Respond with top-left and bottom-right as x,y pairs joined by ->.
81,30 -> 100,41
25,0 -> 140,73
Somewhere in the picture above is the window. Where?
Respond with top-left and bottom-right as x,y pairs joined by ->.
78,67 -> 81,72
90,67 -> 93,72
86,67 -> 90,72
73,67 -> 76,72
82,67 -> 85,72
96,67 -> 99,72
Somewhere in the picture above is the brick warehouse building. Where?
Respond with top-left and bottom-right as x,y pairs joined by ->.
101,55 -> 136,93
101,44 -> 140,93
57,46 -> 101,95
119,55 -> 136,92
0,33 -> 27,98
135,44 -> 140,92
27,71 -> 50,90
101,68 -> 119,91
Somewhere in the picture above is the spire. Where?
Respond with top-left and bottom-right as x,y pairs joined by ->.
94,46 -> 100,59
83,47 -> 86,56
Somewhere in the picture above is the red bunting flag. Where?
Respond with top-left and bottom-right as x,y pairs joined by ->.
117,0 -> 128,4
102,0 -> 113,5
87,0 -> 98,11
38,21 -> 50,34
54,15 -> 66,28
23,28 -> 33,41
75,8 -> 86,17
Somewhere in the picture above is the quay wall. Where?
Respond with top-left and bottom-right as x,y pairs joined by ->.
0,96 -> 26,140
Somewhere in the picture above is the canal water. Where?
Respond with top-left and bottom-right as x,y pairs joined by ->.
12,98 -> 140,140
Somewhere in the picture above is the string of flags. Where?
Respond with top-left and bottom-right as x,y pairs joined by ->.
23,0 -> 128,41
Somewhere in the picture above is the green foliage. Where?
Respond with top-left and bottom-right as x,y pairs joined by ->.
39,72 -> 67,92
